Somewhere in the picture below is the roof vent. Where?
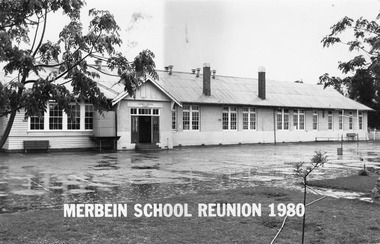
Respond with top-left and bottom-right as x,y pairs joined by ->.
164,66 -> 169,72
168,65 -> 174,75
196,68 -> 201,78
191,68 -> 196,74
212,69 -> 216,79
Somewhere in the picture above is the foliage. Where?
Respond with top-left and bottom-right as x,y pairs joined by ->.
0,0 -> 158,148
294,151 -> 328,181
320,13 -> 380,128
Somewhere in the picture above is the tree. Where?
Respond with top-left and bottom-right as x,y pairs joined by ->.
0,0 -> 158,149
294,151 -> 328,244
320,13 -> 380,128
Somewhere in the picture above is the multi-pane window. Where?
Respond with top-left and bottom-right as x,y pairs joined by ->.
293,109 -> 305,130
222,107 -> 237,130
328,111 -> 333,130
130,108 -> 159,115
183,105 -> 199,131
277,108 -> 289,130
339,111 -> 343,130
172,111 -> 176,131
30,110 -> 44,130
49,103 -> 63,130
359,112 -> 363,130
67,104 -> 80,130
30,103 -> 94,131
349,112 -> 353,130
85,105 -> 93,130
243,107 -> 256,130
312,110 -> 318,130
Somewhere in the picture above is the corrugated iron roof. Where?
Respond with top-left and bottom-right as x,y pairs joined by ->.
154,71 -> 372,110
2,67 -> 372,111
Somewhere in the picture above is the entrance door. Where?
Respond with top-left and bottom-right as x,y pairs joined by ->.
138,116 -> 152,143
131,112 -> 160,144
152,116 -> 159,143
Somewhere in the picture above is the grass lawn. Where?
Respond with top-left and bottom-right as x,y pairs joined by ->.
308,174 -> 379,194
0,185 -> 379,244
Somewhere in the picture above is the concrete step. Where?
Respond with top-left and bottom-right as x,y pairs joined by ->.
135,143 -> 160,151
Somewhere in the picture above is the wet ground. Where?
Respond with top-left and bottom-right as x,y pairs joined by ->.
0,141 -> 379,213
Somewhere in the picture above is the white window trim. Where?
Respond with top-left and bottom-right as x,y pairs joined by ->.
358,112 -> 363,130
348,112 -> 353,130
293,109 -> 305,131
183,105 -> 200,131
222,106 -> 237,131
338,110 -> 344,131
312,110 -> 318,131
327,111 -> 334,131
171,110 -> 176,131
277,108 -> 289,131
243,107 -> 256,131
28,101 -> 93,132
130,108 -> 160,116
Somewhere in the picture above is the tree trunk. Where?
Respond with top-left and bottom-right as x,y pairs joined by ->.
0,87 -> 24,150
0,109 -> 18,149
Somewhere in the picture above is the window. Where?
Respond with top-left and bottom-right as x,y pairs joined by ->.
359,112 -> 363,130
49,103 -> 63,130
277,108 -> 289,130
312,110 -> 318,130
67,104 -> 80,130
130,108 -> 159,116
183,105 -> 199,131
30,102 -> 94,131
339,111 -> 343,130
172,111 -> 176,131
85,105 -> 93,130
349,112 -> 353,130
243,107 -> 256,130
30,110 -> 44,130
328,111 -> 333,130
222,107 -> 237,130
293,110 -> 305,130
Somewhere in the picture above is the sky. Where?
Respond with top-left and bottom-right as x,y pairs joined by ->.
19,0 -> 380,84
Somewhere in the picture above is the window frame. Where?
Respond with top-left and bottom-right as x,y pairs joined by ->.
348,111 -> 353,130
243,107 -> 256,130
312,110 -> 318,131
327,111 -> 333,131
183,105 -> 200,131
277,108 -> 289,130
222,106 -> 237,131
28,102 -> 93,131
339,110 -> 343,130
293,109 -> 305,130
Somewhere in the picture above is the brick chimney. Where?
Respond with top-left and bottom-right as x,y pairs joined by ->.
258,66 -> 266,100
203,63 -> 211,96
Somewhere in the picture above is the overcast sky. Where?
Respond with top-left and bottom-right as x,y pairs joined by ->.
37,0 -> 380,83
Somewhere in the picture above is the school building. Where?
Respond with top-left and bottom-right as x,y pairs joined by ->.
0,64 -> 372,151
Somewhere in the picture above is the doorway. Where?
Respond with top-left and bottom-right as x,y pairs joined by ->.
138,116 -> 152,143
131,116 -> 160,143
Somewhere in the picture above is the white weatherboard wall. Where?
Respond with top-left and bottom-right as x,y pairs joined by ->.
2,108 -> 95,151
171,104 -> 369,147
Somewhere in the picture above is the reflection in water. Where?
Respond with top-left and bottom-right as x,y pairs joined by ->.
0,142 -> 379,214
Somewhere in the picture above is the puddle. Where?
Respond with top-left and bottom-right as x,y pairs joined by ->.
0,141 -> 379,213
